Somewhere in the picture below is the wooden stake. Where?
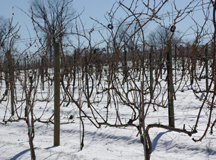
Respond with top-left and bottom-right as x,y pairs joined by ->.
166,42 -> 175,128
205,44 -> 208,92
54,42 -> 60,146
7,51 -> 14,116
150,46 -> 153,99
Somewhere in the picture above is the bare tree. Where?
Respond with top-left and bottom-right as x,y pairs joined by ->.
0,16 -> 8,47
30,0 -> 76,63
147,25 -> 181,49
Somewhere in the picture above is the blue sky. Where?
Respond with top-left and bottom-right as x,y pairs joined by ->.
0,0 -> 124,37
0,0 -> 213,50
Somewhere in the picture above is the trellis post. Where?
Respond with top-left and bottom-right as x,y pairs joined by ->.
54,42 -> 60,146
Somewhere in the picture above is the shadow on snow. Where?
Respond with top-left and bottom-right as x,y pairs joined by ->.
152,130 -> 171,152
11,148 -> 37,160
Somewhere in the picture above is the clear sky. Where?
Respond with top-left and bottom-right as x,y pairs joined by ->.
0,0 -> 127,37
0,0 -> 213,51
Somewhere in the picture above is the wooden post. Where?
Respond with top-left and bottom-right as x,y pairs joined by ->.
24,57 -> 27,117
85,51 -> 90,100
7,51 -> 14,116
205,44 -> 208,92
72,49 -> 77,96
180,45 -> 185,77
41,56 -> 44,91
194,54 -> 197,84
150,46 -> 153,99
54,42 -> 60,146
190,46 -> 196,85
174,44 -> 177,84
160,50 -> 162,79
123,43 -> 127,82
166,42 -> 175,127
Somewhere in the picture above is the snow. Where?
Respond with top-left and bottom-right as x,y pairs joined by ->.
0,68 -> 216,160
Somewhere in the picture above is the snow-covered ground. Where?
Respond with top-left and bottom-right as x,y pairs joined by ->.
0,67 -> 216,160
